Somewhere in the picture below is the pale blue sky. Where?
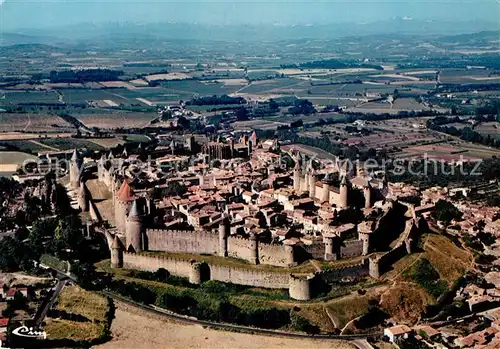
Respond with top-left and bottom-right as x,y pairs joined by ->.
0,0 -> 499,30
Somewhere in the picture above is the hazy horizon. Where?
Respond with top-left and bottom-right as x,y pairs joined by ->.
0,0 -> 499,32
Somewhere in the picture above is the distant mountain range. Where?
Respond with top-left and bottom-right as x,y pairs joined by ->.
1,20 -> 499,47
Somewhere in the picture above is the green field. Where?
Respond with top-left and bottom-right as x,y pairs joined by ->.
241,78 -> 304,94
0,91 -> 61,105
61,89 -> 124,105
39,138 -> 104,151
0,140 -> 49,153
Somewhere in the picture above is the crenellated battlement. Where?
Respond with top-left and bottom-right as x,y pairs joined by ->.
227,235 -> 251,242
325,260 -> 366,272
123,251 -> 196,264
146,229 -> 214,236
343,239 -> 363,247
122,251 -> 290,291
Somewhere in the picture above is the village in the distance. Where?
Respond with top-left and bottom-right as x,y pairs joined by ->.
0,6 -> 499,349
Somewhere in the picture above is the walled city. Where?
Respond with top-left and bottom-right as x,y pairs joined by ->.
66,133 -> 429,300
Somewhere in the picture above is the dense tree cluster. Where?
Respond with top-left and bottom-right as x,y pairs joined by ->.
387,156 -> 500,188
288,99 -> 316,115
428,102 -> 500,148
49,69 -> 124,83
432,200 -> 463,224
403,258 -> 449,298
397,54 -> 500,70
281,59 -> 383,70
107,278 -> 320,331
0,177 -> 108,274
186,94 -> 246,106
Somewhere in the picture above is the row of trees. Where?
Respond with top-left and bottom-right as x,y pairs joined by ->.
0,214 -> 90,273
48,69 -> 124,83
280,59 -> 383,70
108,278 -> 319,333
186,94 -> 246,106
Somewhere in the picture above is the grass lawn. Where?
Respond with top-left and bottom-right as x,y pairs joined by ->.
322,295 -> 372,328
423,234 -> 473,285
39,138 -> 104,151
56,286 -> 109,322
43,286 -> 111,343
379,233 -> 473,325
45,318 -> 105,341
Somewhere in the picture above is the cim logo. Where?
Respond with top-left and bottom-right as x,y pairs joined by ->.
11,325 -> 47,339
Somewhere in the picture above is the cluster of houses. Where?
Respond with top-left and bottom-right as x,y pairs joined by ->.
0,282 -> 30,346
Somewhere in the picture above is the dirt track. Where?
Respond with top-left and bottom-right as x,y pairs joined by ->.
93,301 -> 356,349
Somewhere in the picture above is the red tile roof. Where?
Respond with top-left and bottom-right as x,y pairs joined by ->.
116,180 -> 135,202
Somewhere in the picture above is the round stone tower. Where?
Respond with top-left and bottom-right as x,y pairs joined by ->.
308,167 -> 316,199
358,220 -> 375,256
283,239 -> 296,266
249,233 -> 259,265
97,153 -> 106,182
321,172 -> 333,203
189,261 -> 202,284
293,163 -> 302,192
322,233 -> 338,261
125,199 -> 143,253
363,181 -> 372,209
77,182 -> 89,213
229,138 -> 235,158
339,175 -> 349,208
69,148 -> 83,189
289,274 -> 314,301
218,217 -> 230,257
369,255 -> 381,279
115,180 -> 135,234
110,235 -> 123,268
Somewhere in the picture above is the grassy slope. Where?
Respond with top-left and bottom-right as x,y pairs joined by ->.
97,260 -> 384,333
380,233 -> 474,324
44,286 -> 110,342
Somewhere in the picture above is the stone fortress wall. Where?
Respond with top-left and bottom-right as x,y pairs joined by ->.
321,261 -> 369,283
340,240 -> 364,258
368,206 -> 422,279
123,252 -> 291,289
120,251 -> 370,300
146,229 -> 220,255
90,148 -> 427,301
145,229 -> 295,267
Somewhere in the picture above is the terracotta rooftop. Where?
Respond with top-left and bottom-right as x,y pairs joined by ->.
116,180 -> 135,202
387,325 -> 412,336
